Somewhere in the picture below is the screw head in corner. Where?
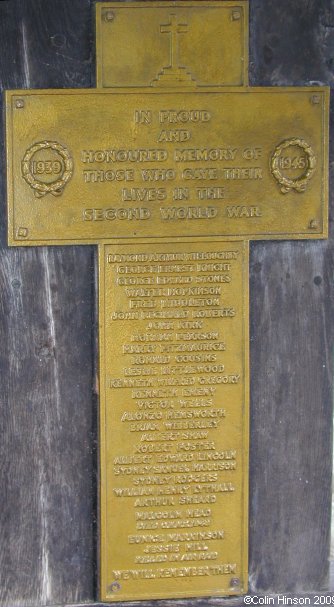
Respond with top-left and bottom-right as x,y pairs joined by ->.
103,10 -> 115,22
231,9 -> 241,20
309,219 -> 320,230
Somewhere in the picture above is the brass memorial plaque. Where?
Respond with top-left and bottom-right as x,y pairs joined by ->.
5,2 -> 329,602
6,88 -> 328,245
96,2 -> 249,88
99,239 -> 249,601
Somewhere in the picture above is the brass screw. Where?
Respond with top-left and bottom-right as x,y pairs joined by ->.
108,581 -> 121,593
309,219 -> 319,230
17,227 -> 28,238
230,577 -> 241,588
311,95 -> 320,105
15,99 -> 24,109
232,9 -> 241,20
104,10 -> 114,22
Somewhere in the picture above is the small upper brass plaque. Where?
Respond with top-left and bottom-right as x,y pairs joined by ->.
6,87 -> 328,245
99,239 -> 249,601
96,2 -> 249,88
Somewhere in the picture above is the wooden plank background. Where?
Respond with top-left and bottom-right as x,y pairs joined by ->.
0,0 -> 332,605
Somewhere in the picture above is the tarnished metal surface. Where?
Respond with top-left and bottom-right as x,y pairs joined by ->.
96,2 -> 249,88
99,239 -> 249,601
4,3 -> 330,603
1,1 -> 332,605
6,88 -> 329,245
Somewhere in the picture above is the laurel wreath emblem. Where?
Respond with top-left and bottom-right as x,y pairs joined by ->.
271,138 -> 316,194
21,141 -> 73,198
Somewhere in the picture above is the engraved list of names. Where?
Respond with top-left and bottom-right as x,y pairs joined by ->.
99,239 -> 249,600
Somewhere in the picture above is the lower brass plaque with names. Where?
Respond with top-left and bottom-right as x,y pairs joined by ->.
99,239 -> 249,601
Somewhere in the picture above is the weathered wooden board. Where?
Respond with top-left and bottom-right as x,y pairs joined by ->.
0,1 -> 97,605
0,1 -> 332,606
249,0 -> 334,593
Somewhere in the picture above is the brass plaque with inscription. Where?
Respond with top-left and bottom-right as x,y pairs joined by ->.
96,1 -> 249,88
6,88 -> 329,245
99,239 -> 249,601
5,1 -> 330,602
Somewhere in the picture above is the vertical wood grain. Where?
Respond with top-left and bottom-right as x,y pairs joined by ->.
0,1 -> 97,605
249,0 -> 334,593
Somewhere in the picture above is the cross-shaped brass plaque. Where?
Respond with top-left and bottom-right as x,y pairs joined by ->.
5,1 -> 329,602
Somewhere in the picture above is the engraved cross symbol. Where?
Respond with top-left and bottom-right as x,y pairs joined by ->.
160,13 -> 188,69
